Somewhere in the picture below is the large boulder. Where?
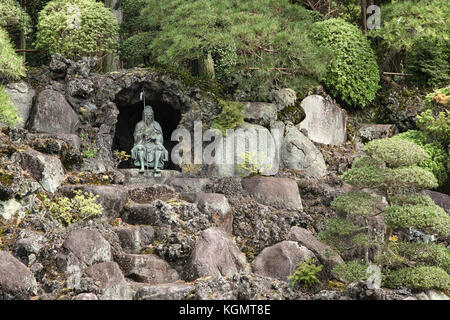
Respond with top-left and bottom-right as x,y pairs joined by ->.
83,261 -> 133,300
114,226 -> 155,254
241,176 -> 303,210
184,228 -> 250,281
251,241 -> 316,282
182,192 -> 233,233
355,124 -> 397,151
59,185 -> 128,218
57,229 -> 112,272
243,102 -> 277,127
0,251 -> 37,300
287,226 -> 343,272
14,149 -> 65,193
29,89 -> 79,134
277,122 -> 327,178
4,81 -> 35,128
117,254 -> 179,284
269,88 -> 297,112
297,95 -> 347,146
135,282 -> 194,300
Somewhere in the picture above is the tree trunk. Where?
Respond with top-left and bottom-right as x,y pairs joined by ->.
103,0 -> 122,72
197,53 -> 216,80
361,0 -> 367,34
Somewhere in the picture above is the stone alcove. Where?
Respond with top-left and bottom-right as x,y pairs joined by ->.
112,82 -> 183,170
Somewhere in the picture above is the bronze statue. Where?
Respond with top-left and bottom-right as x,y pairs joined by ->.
131,105 -> 168,175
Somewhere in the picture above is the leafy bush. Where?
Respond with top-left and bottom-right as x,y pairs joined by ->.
394,130 -> 448,186
395,242 -> 450,274
0,85 -> 21,126
384,266 -> 450,291
318,217 -> 368,254
332,260 -> 369,284
312,18 -> 380,108
0,27 -> 25,81
0,0 -> 31,36
139,0 -> 329,100
211,100 -> 245,136
120,31 -> 154,66
288,258 -> 323,288
331,192 -> 383,217
405,37 -> 449,87
36,0 -> 119,60
44,190 -> 103,226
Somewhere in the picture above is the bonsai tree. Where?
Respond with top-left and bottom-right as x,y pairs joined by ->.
320,136 -> 450,291
35,0 -> 119,61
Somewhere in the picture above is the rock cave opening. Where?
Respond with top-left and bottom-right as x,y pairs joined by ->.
112,84 -> 182,170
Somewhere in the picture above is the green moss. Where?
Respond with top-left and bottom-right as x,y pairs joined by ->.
277,103 -> 305,125
0,171 -> 14,187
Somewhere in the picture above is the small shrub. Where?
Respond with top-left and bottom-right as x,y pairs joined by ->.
211,100 -> 245,136
318,217 -> 367,254
312,18 -> 380,108
113,150 -> 130,169
332,260 -> 369,284
384,266 -> 450,291
0,27 -> 25,80
416,109 -> 450,147
0,86 -> 21,127
288,258 -> 323,288
395,242 -> 450,274
236,151 -> 271,177
80,133 -> 98,159
44,190 -> 103,226
0,0 -> 31,36
331,192 -> 383,217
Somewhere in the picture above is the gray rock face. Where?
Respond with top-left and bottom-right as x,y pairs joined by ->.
167,177 -> 211,193
4,81 -> 35,128
278,122 -> 327,178
29,89 -> 79,134
0,251 -> 37,300
355,124 -> 397,151
183,192 -> 233,233
114,226 -> 154,254
57,229 -> 112,271
13,231 -> 47,265
241,176 -> 303,210
298,95 -> 347,146
252,241 -> 316,282
287,226 -> 343,272
59,185 -> 128,218
243,102 -> 278,127
185,228 -> 250,281
135,282 -> 194,300
0,199 -> 23,220
118,254 -> 179,284
15,149 -> 65,193
270,88 -> 297,112
73,293 -> 99,300
84,261 -> 133,300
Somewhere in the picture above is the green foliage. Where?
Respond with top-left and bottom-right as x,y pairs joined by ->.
288,258 -> 323,288
394,130 -> 448,186
405,37 -> 449,87
363,138 -> 427,168
0,0 -> 31,36
312,18 -> 380,108
342,165 -> 384,188
351,156 -> 384,169
332,260 -> 369,284
43,190 -> 103,226
384,266 -> 450,291
369,0 -> 449,53
388,193 -> 436,207
139,0 -> 329,100
211,100 -> 244,136
395,242 -> 450,274
331,192 -> 383,217
236,151 -> 271,177
120,31 -> 154,66
0,27 -> 25,81
318,217 -> 367,254
384,204 -> 450,237
384,166 -> 438,191
0,85 -> 21,127
417,109 -> 450,147
113,150 -> 130,169
80,133 -> 98,159
35,0 -> 119,60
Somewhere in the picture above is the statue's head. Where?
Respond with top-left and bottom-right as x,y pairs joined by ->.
143,105 -> 154,123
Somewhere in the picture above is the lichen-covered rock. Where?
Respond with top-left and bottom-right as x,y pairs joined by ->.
298,95 -> 347,146
355,124 -> 397,151
252,241 -> 316,282
4,81 -> 35,128
14,149 -> 65,193
135,282 -> 194,300
185,228 -> 250,281
83,261 -> 133,300
166,177 -> 211,193
277,122 -> 327,178
0,198 -> 23,220
241,176 -> 303,210
114,226 -> 154,254
118,254 -> 179,284
29,89 -> 79,134
243,102 -> 277,127
57,229 -> 112,272
182,192 -> 233,233
13,231 -> 47,266
0,251 -> 38,300
269,88 -> 297,112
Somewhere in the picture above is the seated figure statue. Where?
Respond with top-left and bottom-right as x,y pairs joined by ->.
131,105 -> 168,175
